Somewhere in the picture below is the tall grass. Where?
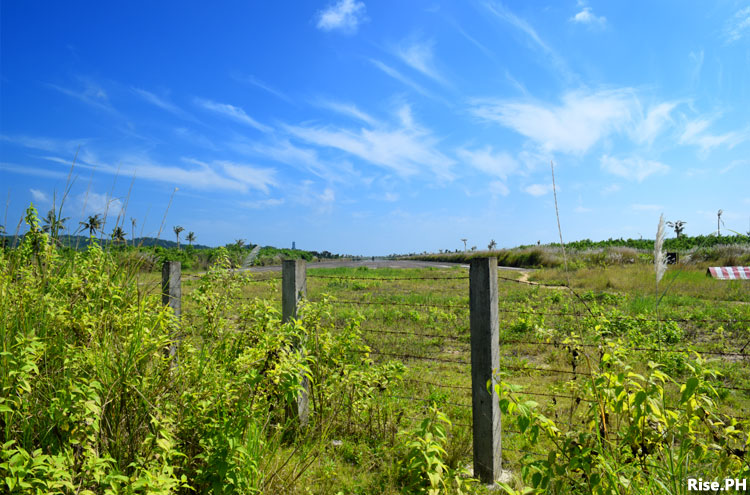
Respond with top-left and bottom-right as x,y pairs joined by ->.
1,206 -> 405,493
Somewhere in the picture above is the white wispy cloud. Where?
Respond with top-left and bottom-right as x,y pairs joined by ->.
679,118 -> 748,152
316,100 -> 377,126
720,159 -> 748,174
240,198 -> 285,209
0,162 -> 68,179
1,134 -> 88,155
472,89 -> 634,154
451,21 -> 495,60
570,7 -> 606,26
632,101 -> 679,145
231,138 -> 354,182
689,50 -> 704,85
320,187 -> 335,203
83,154 -> 277,194
76,191 -> 123,218
132,88 -> 193,120
47,79 -> 116,114
370,59 -> 440,101
239,75 -> 291,102
316,0 -> 367,34
483,1 -> 575,82
489,180 -> 510,196
601,155 -> 669,182
523,183 -> 555,196
395,39 -> 446,84
456,146 -> 518,179
30,189 -> 50,204
284,105 -> 454,179
195,99 -> 271,132
601,183 -> 621,196
725,6 -> 750,43
218,161 -> 277,193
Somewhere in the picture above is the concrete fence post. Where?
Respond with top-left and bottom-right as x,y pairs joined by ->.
162,261 -> 181,362
162,261 -> 181,318
282,259 -> 310,426
469,257 -> 502,483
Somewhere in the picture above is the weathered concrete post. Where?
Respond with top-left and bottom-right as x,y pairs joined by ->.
469,257 -> 502,483
282,259 -> 310,426
162,261 -> 181,318
162,261 -> 181,361
282,259 -> 307,322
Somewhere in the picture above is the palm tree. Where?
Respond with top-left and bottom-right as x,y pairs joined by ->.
666,220 -> 686,238
130,217 -> 137,247
186,231 -> 196,247
235,238 -> 246,249
461,238 -> 468,252
488,239 -> 497,251
80,214 -> 102,237
42,209 -> 69,240
111,226 -> 126,245
173,225 -> 185,249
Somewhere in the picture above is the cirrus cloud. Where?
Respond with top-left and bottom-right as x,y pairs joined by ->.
316,0 -> 366,34
471,89 -> 634,154
600,155 -> 669,182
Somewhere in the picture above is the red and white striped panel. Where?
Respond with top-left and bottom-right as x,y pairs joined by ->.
707,266 -> 750,280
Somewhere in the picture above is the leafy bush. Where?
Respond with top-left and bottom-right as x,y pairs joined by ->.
496,341 -> 749,494
0,206 -> 400,494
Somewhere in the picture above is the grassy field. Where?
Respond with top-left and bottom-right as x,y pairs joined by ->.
176,262 -> 750,493
3,214 -> 749,494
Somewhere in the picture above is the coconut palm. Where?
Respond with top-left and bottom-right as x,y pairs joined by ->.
111,226 -> 126,245
235,238 -> 246,249
130,217 -> 137,246
488,239 -> 497,251
186,231 -> 196,247
173,225 -> 185,249
666,220 -> 686,238
79,214 -> 102,237
42,209 -> 69,240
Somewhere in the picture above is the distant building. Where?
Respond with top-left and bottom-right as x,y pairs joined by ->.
292,241 -> 296,250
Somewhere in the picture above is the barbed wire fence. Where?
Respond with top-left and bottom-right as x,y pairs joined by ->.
162,258 -> 750,483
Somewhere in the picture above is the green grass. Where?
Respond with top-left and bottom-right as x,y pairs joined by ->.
217,263 -> 750,492
3,210 -> 749,494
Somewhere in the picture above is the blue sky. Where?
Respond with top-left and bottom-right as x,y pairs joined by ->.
1,1 -> 749,254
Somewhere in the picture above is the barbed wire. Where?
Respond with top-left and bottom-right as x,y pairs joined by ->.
500,364 -> 592,376
314,297 -> 748,326
387,394 -> 472,409
520,389 -> 596,403
355,349 -> 470,366
308,274 -> 470,281
363,328 -> 469,343
319,298 -> 465,310
501,339 -> 750,358
404,378 -> 472,391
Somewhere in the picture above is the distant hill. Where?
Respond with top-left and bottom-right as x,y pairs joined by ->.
0,234 -> 213,250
